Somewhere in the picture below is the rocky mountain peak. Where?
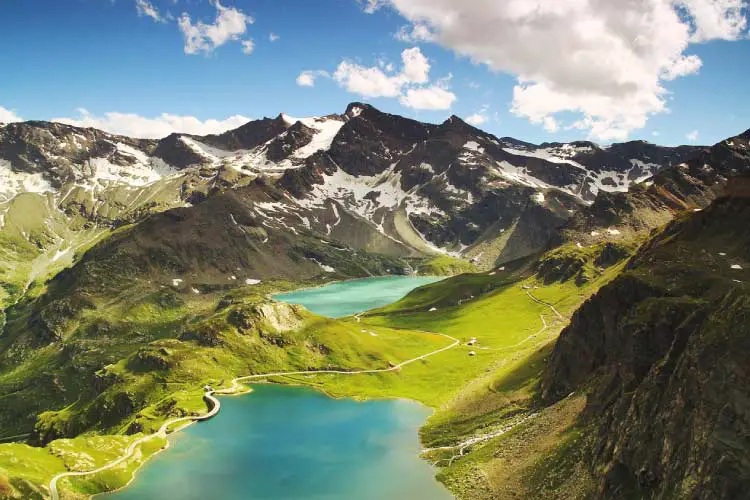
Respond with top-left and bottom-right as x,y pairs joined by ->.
344,102 -> 374,118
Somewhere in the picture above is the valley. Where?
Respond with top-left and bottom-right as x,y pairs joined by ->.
0,103 -> 748,499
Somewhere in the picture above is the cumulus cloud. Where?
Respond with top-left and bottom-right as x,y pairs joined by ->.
686,129 -> 700,142
296,70 -> 329,87
465,106 -> 489,126
53,108 -> 250,139
0,106 -> 23,124
241,39 -> 254,55
361,0 -> 387,14
679,0 -> 748,41
327,47 -> 456,109
136,0 -> 165,23
269,33 -> 280,42
333,62 -> 403,97
394,23 -> 434,43
178,0 -> 253,55
332,48 -> 432,97
400,85 -> 456,110
400,47 -> 430,84
377,0 -> 749,140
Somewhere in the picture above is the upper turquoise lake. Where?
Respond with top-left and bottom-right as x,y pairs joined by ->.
104,275 -> 452,500
272,275 -> 442,318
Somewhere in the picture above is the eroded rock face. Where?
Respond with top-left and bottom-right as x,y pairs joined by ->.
253,302 -> 304,333
542,193 -> 750,499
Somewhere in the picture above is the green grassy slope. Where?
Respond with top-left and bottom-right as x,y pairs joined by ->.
0,197 -> 641,500
0,277 -> 449,498
274,241 -> 634,500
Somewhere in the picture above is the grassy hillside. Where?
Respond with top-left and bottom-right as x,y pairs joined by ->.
273,240 -> 636,499
0,276 -> 450,498
0,227 -> 638,499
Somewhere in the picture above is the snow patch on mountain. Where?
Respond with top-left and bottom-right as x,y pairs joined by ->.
82,143 -> 178,188
302,166 -> 411,219
492,161 -> 557,190
502,146 -> 587,170
290,117 -> 346,159
0,159 -> 55,202
464,141 -> 485,154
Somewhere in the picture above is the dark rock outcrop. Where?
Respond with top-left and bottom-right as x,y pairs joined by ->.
542,190 -> 750,499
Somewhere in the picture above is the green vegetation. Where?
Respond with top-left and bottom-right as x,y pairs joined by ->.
0,274 -> 451,498
294,241 -> 632,499
0,228 -> 638,499
417,256 -> 478,276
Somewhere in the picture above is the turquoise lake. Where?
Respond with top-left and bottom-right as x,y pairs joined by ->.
272,275 -> 442,318
105,276 -> 452,500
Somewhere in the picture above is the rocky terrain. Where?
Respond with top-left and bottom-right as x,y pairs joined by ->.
0,103 -> 704,296
542,179 -> 750,499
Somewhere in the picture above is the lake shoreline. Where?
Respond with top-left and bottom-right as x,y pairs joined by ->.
82,275 -> 453,500
103,384 -> 453,500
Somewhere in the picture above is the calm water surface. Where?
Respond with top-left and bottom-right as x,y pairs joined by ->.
272,275 -> 442,318
105,385 -> 452,500
105,276 -> 452,500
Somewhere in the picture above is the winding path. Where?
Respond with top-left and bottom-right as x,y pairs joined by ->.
420,289 -> 568,467
423,412 -> 539,466
49,289 -> 564,498
48,332 -> 459,500
525,290 -> 564,320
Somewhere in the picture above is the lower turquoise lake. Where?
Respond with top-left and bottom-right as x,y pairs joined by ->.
104,276 -> 452,500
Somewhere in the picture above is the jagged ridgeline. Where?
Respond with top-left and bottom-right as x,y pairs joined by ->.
0,102 -> 706,305
0,103 -> 749,499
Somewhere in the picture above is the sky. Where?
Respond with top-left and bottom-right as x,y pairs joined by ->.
0,0 -> 749,146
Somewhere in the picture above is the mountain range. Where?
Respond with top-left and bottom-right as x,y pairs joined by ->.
2,102 -> 735,300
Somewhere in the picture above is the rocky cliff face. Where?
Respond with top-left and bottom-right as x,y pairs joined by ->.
542,185 -> 750,499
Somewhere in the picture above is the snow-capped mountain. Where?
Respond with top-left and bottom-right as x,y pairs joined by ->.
0,103 -> 707,274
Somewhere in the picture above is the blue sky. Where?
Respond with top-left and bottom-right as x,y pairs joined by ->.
0,0 -> 749,146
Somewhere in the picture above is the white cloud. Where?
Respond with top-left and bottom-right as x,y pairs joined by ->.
241,39 -> 254,55
381,0 -> 749,140
332,47 -> 431,98
136,0 -> 165,23
361,0 -> 387,14
465,105 -> 489,126
296,70 -> 329,87
663,54 -> 704,80
542,116 -> 560,134
52,109 -> 250,139
652,131 -> 661,137
333,62 -> 405,97
269,32 -> 280,42
178,0 -> 253,55
400,47 -> 430,84
686,129 -> 700,142
400,85 -> 456,110
678,0 -> 748,41
0,106 -> 23,124
308,47 -> 456,111
394,23 -> 434,43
